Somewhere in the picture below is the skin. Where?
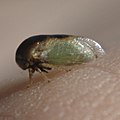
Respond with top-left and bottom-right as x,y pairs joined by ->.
0,40 -> 120,120
0,0 -> 120,120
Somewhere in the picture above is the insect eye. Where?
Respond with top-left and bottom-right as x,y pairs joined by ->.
16,55 -> 29,70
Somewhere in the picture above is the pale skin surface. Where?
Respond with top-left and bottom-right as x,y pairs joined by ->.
0,0 -> 120,120
1,44 -> 120,120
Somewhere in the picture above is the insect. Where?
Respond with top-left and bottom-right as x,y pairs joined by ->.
15,34 -> 105,79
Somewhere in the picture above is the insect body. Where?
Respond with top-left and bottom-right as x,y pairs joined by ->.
15,35 -> 105,78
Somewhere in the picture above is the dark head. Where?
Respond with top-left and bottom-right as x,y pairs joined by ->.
15,41 -> 30,70
16,37 -> 36,69
15,35 -> 49,70
15,35 -> 53,79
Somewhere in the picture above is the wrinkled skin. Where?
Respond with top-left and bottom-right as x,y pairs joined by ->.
0,0 -> 120,120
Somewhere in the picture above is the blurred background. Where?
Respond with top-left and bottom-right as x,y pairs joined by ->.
0,0 -> 120,93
